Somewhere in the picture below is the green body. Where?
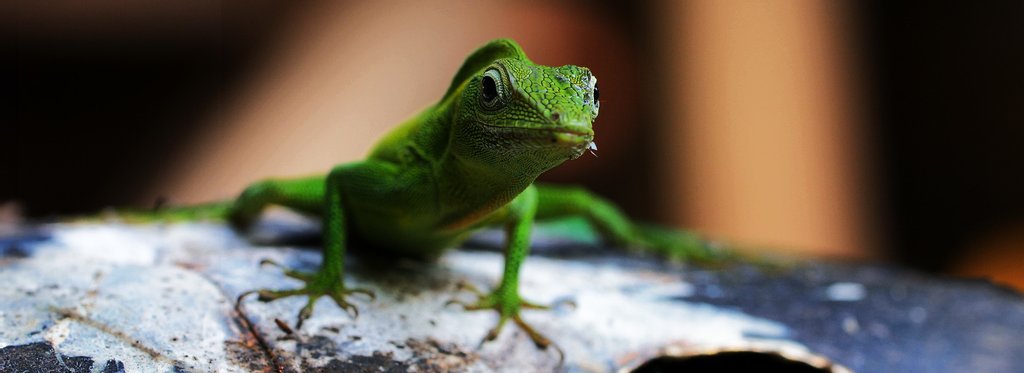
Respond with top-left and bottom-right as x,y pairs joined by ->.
157,39 -> 724,356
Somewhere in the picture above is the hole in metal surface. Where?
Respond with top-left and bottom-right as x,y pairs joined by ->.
631,351 -> 834,373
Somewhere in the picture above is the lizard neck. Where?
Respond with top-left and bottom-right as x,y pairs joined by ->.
435,151 -> 539,230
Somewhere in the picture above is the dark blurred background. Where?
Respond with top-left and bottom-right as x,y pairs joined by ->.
4,1 -> 1022,288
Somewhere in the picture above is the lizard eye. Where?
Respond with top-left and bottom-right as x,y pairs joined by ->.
482,75 -> 498,102
593,83 -> 599,101
479,68 -> 505,109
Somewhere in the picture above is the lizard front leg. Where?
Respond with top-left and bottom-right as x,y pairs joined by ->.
243,163 -> 375,329
447,185 -> 566,359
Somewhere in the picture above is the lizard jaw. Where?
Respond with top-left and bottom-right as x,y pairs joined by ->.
479,122 -> 594,146
474,121 -> 594,161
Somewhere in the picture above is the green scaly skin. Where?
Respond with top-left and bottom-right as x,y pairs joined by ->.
119,39 -> 731,357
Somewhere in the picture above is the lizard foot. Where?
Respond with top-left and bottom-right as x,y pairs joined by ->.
446,281 -> 567,363
253,259 -> 375,329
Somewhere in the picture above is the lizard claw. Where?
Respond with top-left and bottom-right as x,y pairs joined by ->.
258,259 -> 315,281
444,299 -> 464,309
444,299 -> 484,310
520,297 -> 576,311
454,280 -> 485,297
512,314 -> 565,366
329,291 -> 365,319
478,316 -> 508,347
346,288 -> 376,301
446,281 -> 489,310
236,290 -> 257,305
297,297 -> 317,329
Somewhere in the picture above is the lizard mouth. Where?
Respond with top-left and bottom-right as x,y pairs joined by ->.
479,122 -> 594,146
476,121 -> 595,160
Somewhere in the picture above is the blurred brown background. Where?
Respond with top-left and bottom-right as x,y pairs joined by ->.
4,1 -> 1023,288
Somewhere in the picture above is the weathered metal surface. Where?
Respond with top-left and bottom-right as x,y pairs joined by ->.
1,219 -> 1021,372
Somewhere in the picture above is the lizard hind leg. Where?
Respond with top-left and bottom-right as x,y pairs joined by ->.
534,184 -> 735,264
227,175 -> 326,230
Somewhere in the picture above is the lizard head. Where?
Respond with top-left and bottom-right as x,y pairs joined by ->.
447,39 -> 599,176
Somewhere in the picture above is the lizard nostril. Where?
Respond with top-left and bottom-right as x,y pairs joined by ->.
551,112 -> 560,121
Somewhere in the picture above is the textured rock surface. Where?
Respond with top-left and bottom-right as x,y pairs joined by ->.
1,219 -> 1021,372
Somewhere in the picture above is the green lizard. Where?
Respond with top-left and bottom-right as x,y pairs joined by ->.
143,38 -> 726,355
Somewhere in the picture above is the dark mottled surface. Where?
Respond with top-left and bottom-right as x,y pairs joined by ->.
677,263 -> 1024,372
0,341 -> 126,373
632,351 -> 830,373
0,228 -> 49,258
103,359 -> 127,373
313,352 -> 410,373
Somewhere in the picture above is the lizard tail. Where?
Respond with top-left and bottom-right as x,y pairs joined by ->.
72,200 -> 236,224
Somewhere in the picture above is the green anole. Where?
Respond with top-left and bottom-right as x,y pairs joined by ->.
141,38 -> 728,356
